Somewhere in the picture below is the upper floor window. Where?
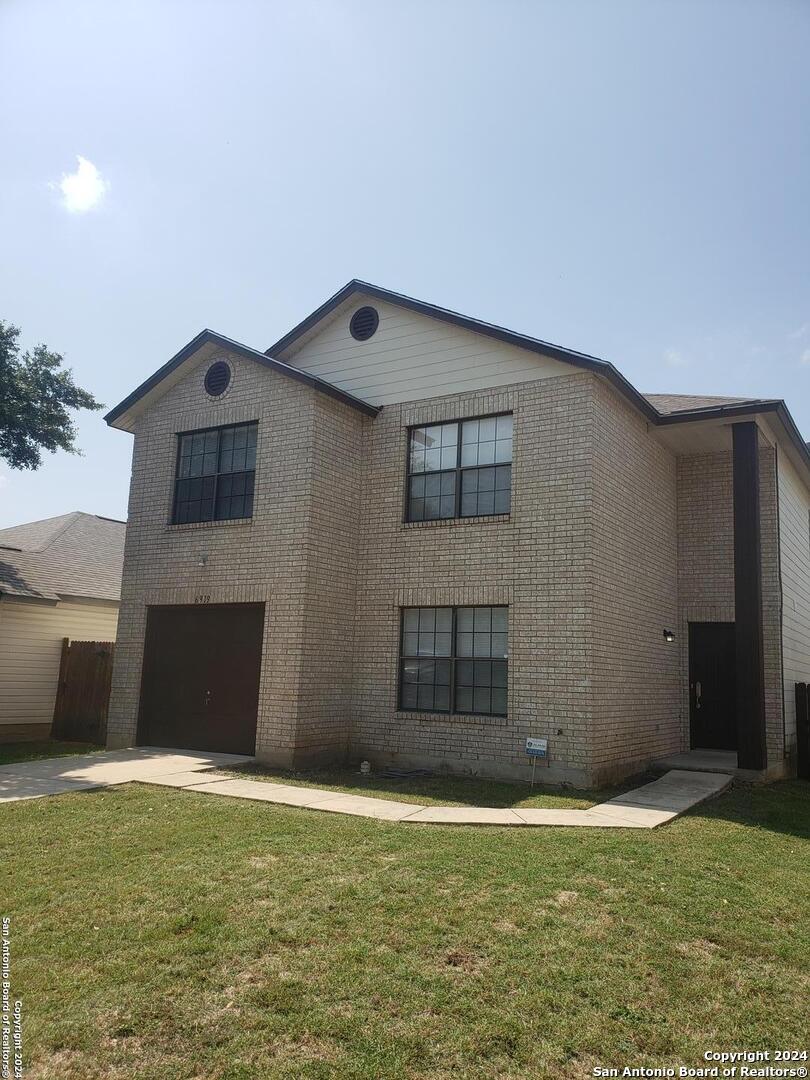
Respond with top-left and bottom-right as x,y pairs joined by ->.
172,422 -> 257,524
407,414 -> 512,522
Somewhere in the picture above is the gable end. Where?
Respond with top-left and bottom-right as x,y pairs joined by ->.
105,329 -> 379,432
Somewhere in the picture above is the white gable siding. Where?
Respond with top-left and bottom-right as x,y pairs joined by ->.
778,451 -> 810,756
281,297 -> 576,406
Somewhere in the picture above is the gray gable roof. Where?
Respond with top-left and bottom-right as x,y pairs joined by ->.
102,279 -> 810,482
104,329 -> 380,429
266,279 -> 660,422
0,512 -> 125,602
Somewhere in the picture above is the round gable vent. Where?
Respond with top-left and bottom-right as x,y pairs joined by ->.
349,306 -> 379,341
204,360 -> 231,396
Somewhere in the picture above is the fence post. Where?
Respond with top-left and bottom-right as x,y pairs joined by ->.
50,637 -> 71,738
797,682 -> 810,780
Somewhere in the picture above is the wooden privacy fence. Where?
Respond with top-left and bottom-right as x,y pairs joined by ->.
51,639 -> 115,745
793,683 -> 810,780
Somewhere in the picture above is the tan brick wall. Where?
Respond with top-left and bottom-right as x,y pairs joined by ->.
107,347 -> 366,763
109,347 -> 788,787
348,373 -> 598,786
590,382 -> 680,783
676,445 -> 783,762
293,393 -> 364,762
348,374 -> 720,786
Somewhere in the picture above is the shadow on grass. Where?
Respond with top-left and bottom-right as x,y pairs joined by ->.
213,764 -> 810,834
0,740 -> 102,767
689,777 -> 810,840
218,761 -> 635,810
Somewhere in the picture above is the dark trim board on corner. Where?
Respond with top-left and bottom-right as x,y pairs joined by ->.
732,421 -> 768,771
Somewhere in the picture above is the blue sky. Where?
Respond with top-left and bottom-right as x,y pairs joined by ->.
1,0 -> 808,527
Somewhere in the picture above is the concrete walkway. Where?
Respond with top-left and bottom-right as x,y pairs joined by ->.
0,748 -> 253,803
0,749 -> 732,828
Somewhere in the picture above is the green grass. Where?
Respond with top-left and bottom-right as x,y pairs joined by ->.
0,740 -> 101,766
2,780 -> 808,1080
214,762 -> 622,808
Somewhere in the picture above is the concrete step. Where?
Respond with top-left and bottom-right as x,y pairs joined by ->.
651,749 -> 789,783
652,750 -> 738,775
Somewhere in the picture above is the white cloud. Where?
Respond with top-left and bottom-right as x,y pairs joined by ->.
54,156 -> 108,213
788,324 -> 809,341
799,348 -> 810,367
664,348 -> 688,368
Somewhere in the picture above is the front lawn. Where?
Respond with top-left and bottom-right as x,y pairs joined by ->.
2,779 -> 808,1080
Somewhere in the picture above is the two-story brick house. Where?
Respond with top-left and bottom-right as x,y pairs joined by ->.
104,281 -> 810,787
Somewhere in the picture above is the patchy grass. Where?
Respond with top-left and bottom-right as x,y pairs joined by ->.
214,761 -> 624,809
2,780 -> 808,1080
0,740 -> 101,766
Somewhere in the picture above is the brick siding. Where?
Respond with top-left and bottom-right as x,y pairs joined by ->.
108,349 -> 787,786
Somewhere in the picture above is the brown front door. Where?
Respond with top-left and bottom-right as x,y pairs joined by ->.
137,603 -> 264,755
688,621 -> 736,751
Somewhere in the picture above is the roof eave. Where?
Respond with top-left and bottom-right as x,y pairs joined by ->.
0,587 -> 59,603
266,280 -> 659,422
105,328 -> 379,430
104,329 -> 211,427
104,285 -> 809,484
654,399 -> 782,424
655,398 -> 810,477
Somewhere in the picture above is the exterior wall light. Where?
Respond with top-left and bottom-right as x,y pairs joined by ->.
663,629 -> 675,643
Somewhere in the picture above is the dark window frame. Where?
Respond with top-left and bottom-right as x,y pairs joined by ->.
171,419 -> 258,525
403,411 -> 513,524
397,605 -> 508,717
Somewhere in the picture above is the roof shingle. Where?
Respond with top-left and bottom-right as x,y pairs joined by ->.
0,512 -> 125,602
644,393 -> 758,415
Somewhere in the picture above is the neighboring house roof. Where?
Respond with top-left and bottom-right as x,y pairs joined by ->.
0,512 -> 125,603
103,278 -> 810,479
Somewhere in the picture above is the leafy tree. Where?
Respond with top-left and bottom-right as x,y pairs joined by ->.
0,320 -> 102,470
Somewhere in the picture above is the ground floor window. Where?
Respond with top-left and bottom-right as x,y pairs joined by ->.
398,606 -> 508,716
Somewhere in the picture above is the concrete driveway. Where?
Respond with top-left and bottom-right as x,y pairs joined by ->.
0,748 -> 253,803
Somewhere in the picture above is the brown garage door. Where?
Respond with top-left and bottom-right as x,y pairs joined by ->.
137,603 -> 264,755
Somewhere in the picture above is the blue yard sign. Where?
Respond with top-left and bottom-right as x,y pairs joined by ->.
525,738 -> 548,758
